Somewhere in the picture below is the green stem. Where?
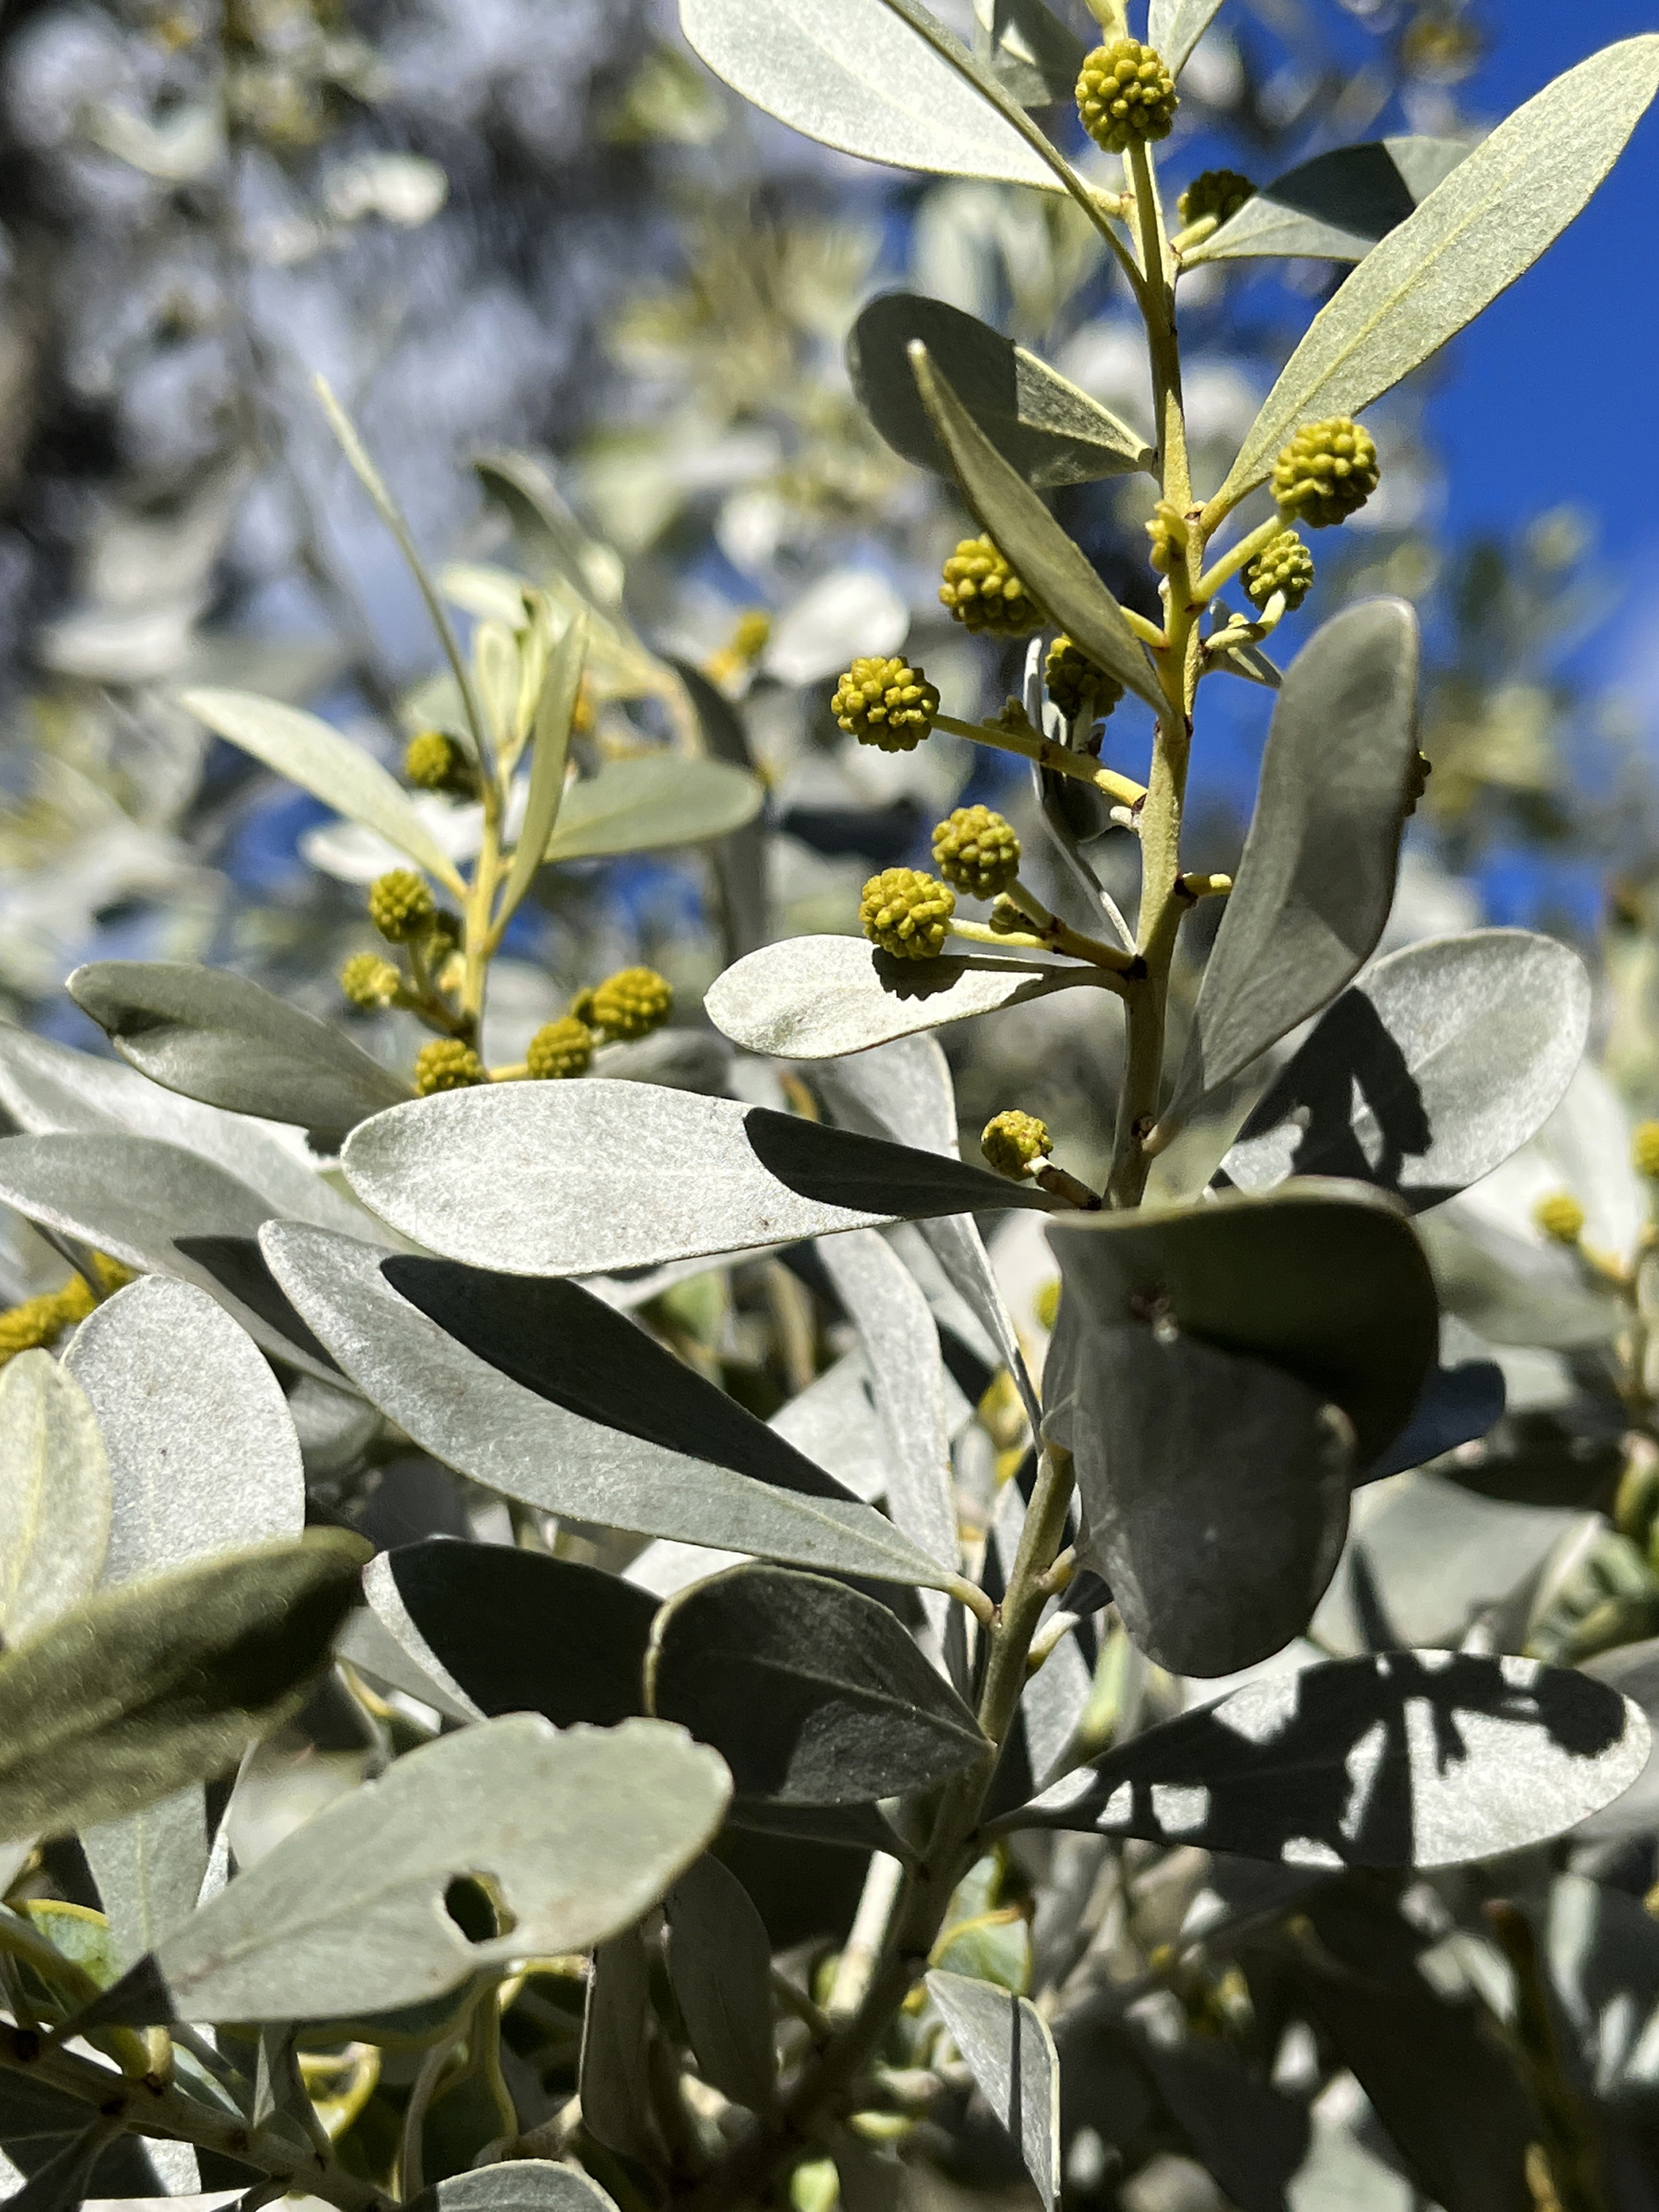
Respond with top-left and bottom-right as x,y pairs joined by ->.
1194,513 -> 1287,603
933,713 -> 1146,808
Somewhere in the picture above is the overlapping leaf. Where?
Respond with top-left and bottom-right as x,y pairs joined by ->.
1164,600 -> 1421,1129
0,1354 -> 110,1649
1007,1649 -> 1649,1867
850,293 -> 1148,489
260,1224 -> 953,1589
1148,0 -> 1225,75
1218,929 -> 1589,1213
421,2164 -> 622,2212
124,1714 -> 729,2022
972,0 -> 1083,107
679,0 -> 1066,192
1185,138 -> 1470,266
0,1532 -> 366,1843
647,1565 -> 989,1804
927,1971 -> 1058,2210
340,1080 -> 1053,1276
177,686 -> 467,894
1216,38 -> 1659,508
912,346 -> 1162,710
69,961 -> 411,1144
664,1856 -> 778,2113
1047,1321 -> 1352,1676
544,754 -> 761,864
1045,1181 -> 1437,1467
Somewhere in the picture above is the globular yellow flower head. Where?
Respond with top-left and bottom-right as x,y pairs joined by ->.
1244,530 -> 1316,612
589,967 -> 674,1042
1634,1121 -> 1659,1180
368,870 -> 435,944
414,1039 -> 486,1096
526,1016 -> 595,1081
1534,1192 -> 1585,1246
1076,39 -> 1178,154
1045,636 -> 1123,726
1177,168 -> 1254,227
1271,417 -> 1380,528
339,953 -> 402,1010
831,657 -> 940,752
982,1110 -> 1053,1181
939,537 -> 1042,639
859,868 -> 955,961
403,729 -> 477,797
932,807 -> 1021,901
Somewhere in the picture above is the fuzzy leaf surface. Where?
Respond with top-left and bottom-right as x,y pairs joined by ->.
0,1354 -> 110,1649
418,2164 -> 622,2212
177,687 -> 466,893
1147,0 -> 1226,75
1218,928 -> 1590,1213
69,961 -> 410,1144
136,1713 -> 729,2022
851,293 -> 1149,488
340,1081 -> 1051,1276
1217,38 -> 1659,506
1166,599 -> 1420,1127
544,754 -> 761,864
926,1970 -> 1058,2209
1009,1649 -> 1649,1867
1047,1323 -> 1352,1677
0,1532 -> 366,1843
1044,1181 -> 1437,1467
664,1855 -> 778,2112
706,936 -> 1105,1060
678,0 -> 1065,191
1186,138 -> 1470,265
912,347 -> 1162,709
647,1565 -> 989,1803
260,1224 -> 953,1589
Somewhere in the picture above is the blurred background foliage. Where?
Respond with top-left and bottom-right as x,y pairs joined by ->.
0,0 -> 1654,1208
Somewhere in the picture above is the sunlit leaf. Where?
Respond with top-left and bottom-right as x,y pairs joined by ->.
0,1532 -> 367,1844
647,1564 -> 989,1803
545,755 -> 762,864
1185,138 -> 1470,266
260,1224 -> 955,1590
1147,0 -> 1226,75
1008,1649 -> 1649,1867
679,0 -> 1066,191
339,1080 -> 1052,1276
926,1971 -> 1058,2211
1217,928 -> 1590,1213
1216,38 -> 1659,509
1164,600 -> 1420,1129
68,961 -> 411,1145
421,2162 -> 622,2212
706,935 -> 1107,1060
176,687 -> 467,895
911,346 -> 1162,710
494,612 -> 587,926
0,1355 -> 110,1650
850,293 -> 1150,489
971,0 -> 1083,106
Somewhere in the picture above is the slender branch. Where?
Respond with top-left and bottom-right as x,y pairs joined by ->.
934,712 -> 1146,807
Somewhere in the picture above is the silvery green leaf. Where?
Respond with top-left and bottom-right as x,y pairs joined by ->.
1218,929 -> 1590,1214
336,1590 -> 481,1727
769,1353 -> 888,1505
705,935 -> 1107,1060
925,1970 -> 1058,2209
817,1232 -> 957,1575
65,1276 -> 304,1587
0,1353 -> 110,1648
421,2162 -> 622,2212
1184,138 -> 1470,266
82,1788 -> 209,1971
0,1025 -> 375,1235
1418,1205 -> 1624,1353
544,754 -> 761,863
1216,38 -> 1659,509
339,1081 -> 1052,1277
176,687 -> 467,895
647,1565 -> 988,1804
260,1224 -> 955,1590
1576,1641 -> 1659,1843
1047,1321 -> 1352,1677
68,962 -> 412,1146
0,1531 -> 366,1844
497,601 -> 588,919
138,1713 -> 729,2023
664,1856 -> 778,2113
1147,0 -> 1226,75
972,0 -> 1083,107
581,1926 -> 658,2165
472,451 -> 628,614
671,658 -> 771,962
679,0 -> 1065,192
1008,1649 -> 1649,1868
1165,601 -> 1420,1130
911,347 -> 1162,710
851,294 -> 1150,489
366,1541 -> 656,1730
594,1030 -> 733,1096
0,1134 -> 343,1383
1044,1181 -> 1437,1468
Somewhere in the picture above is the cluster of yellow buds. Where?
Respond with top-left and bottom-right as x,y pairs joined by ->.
578,967 -> 674,1042
367,869 -> 439,945
859,868 -> 955,960
1535,1192 -> 1586,1246
932,807 -> 1021,900
526,1016 -> 594,1082
1177,168 -> 1254,227
1272,417 -> 1380,527
414,1039 -> 486,1096
831,657 -> 940,751
403,729 -> 478,799
1045,636 -> 1123,726
1244,530 -> 1315,612
939,537 -> 1043,638
981,1110 -> 1052,1181
1076,38 -> 1178,153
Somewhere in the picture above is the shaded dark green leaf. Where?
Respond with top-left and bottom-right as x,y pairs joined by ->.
68,960 -> 410,1146
1046,1321 -> 1352,1677
664,1854 -> 778,2112
1006,1649 -> 1648,1868
850,293 -> 1148,489
1186,138 -> 1470,266
647,1565 -> 989,1804
972,0 -> 1084,105
1045,1181 -> 1437,1468
1218,929 -> 1589,1214
580,1925 -> 658,2167
1166,601 -> 1420,1129
1366,1355 -> 1505,1483
0,1531 -> 367,1843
